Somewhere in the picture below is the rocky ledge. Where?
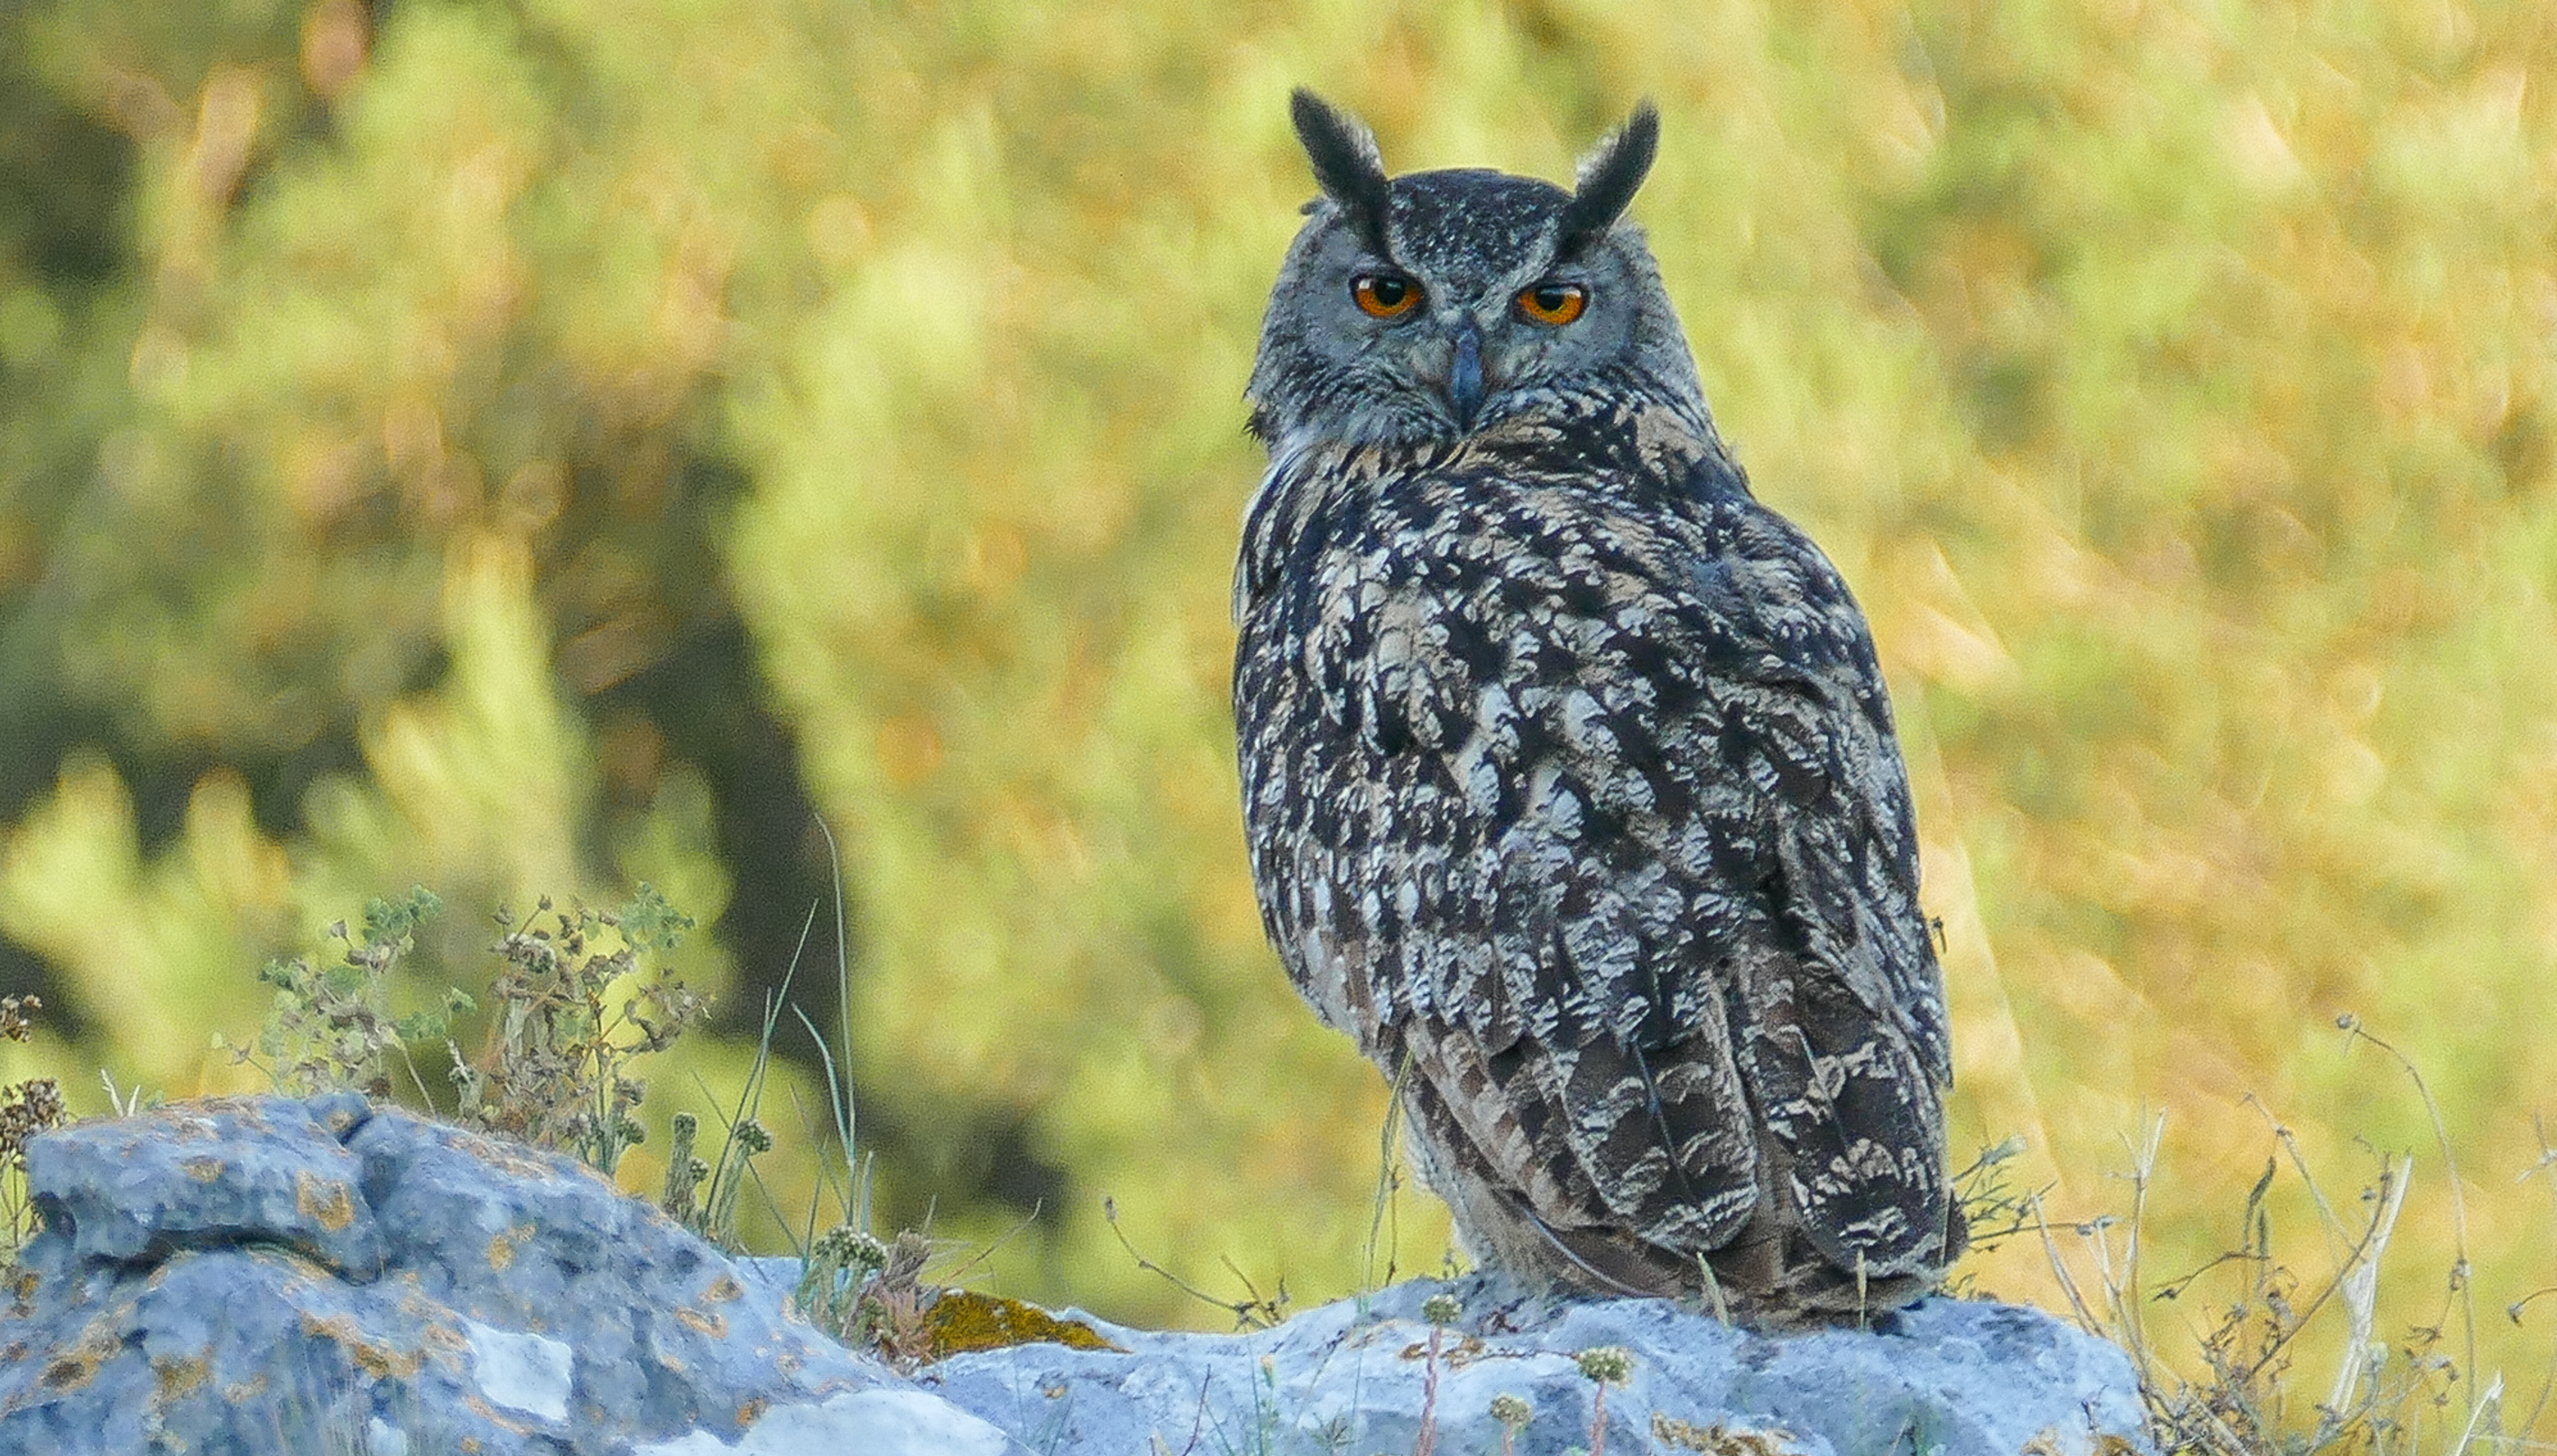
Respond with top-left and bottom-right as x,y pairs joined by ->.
920,1272 -> 2151,1455
0,1097 -> 2147,1455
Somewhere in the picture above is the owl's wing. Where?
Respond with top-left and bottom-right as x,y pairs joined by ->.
1322,475 -> 1952,1278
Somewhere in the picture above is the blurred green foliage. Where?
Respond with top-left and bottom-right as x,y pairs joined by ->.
3,0 -> 2555,1423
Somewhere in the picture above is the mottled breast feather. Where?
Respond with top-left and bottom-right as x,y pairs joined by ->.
1233,397 -> 1957,1300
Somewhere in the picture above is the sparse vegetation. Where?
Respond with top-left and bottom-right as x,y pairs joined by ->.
220,884 -> 714,1183
794,1222 -> 896,1343
2040,1136 -> 2467,1453
2022,1022 -> 2534,1455
227,888 -> 467,1105
212,878 -> 1081,1375
0,997 -> 66,1258
448,888 -> 704,1178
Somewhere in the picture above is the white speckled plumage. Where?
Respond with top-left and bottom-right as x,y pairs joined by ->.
1233,92 -> 1962,1323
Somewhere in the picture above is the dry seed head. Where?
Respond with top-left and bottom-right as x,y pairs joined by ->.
1421,1293 -> 1462,1326
1491,1394 -> 1532,1428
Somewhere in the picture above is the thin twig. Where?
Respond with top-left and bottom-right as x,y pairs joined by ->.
2340,1013 -> 2479,1418
1414,1325 -> 1443,1456
1103,1198 -> 1284,1329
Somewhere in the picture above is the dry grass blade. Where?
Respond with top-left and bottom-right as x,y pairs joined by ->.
2322,1162 -> 2407,1427
2340,1015 -> 2482,1433
1365,1048 -> 1415,1292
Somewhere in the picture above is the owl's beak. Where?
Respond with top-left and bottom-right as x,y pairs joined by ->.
1445,318 -> 1485,429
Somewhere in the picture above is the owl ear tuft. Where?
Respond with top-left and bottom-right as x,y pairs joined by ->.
1290,88 -> 1394,257
1556,101 -> 1659,260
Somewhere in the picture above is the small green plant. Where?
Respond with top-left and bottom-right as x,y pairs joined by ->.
447,887 -> 704,1177
1574,1345 -> 1632,1456
1490,1394 -> 1532,1456
688,1111 -> 773,1244
657,1110 -> 712,1226
0,996 -> 68,1258
794,1222 -> 893,1339
1411,1292 -> 1461,1456
231,887 -> 468,1102
789,1224 -> 941,1366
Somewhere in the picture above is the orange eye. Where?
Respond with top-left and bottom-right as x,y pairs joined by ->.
1352,273 -> 1422,318
1515,281 -> 1587,326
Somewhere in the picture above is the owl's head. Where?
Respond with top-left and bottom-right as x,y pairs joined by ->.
1247,90 -> 1710,453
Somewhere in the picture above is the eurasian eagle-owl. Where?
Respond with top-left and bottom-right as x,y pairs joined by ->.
1232,91 -> 1964,1323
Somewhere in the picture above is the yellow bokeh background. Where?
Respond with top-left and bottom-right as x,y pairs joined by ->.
3,0 -> 2555,1433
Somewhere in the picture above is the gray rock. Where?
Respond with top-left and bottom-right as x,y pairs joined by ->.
0,1096 -> 968,1455
633,1389 -> 1012,1456
918,1275 -> 2153,1456
0,1097 -> 2149,1456
20,1091 -> 384,1279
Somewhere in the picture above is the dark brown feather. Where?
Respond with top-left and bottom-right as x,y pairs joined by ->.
1289,89 -> 1393,258
1555,102 -> 1659,260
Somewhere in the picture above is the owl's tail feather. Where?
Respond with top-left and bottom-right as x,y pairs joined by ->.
1544,1202 -> 1946,1329
1456,1158 -> 1957,1329
1514,1209 -> 1658,1299
1392,1017 -> 1961,1328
